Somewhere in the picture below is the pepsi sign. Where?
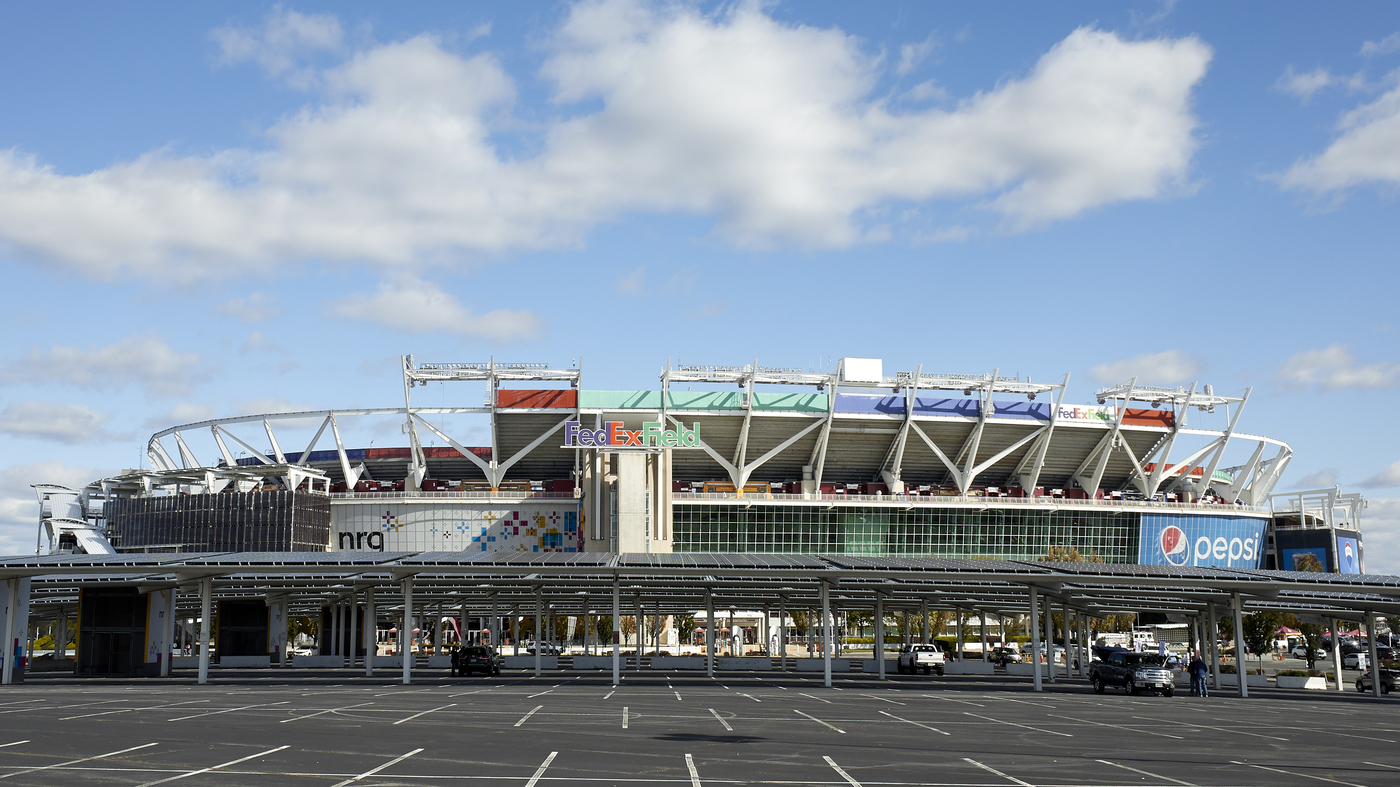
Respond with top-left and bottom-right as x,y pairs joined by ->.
1138,514 -> 1267,569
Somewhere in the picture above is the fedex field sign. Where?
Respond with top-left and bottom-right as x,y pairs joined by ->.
563,421 -> 700,449
1138,513 -> 1266,569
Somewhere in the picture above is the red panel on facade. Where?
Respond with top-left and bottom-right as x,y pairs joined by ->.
1122,408 -> 1175,428
496,389 -> 578,408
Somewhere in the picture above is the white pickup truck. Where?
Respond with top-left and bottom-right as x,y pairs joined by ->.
896,643 -> 946,675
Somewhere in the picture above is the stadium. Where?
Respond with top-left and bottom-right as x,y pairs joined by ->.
37,355 -> 1366,572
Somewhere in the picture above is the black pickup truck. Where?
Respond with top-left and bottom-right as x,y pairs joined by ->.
1090,650 -> 1175,696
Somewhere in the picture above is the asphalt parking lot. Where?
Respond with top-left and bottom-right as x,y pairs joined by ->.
0,670 -> 1396,786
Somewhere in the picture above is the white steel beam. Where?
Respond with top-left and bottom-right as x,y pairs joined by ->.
264,420 -> 287,464
909,422 -> 963,490
173,432 -> 199,470
1194,388 -> 1250,500
737,418 -> 826,487
213,425 -> 274,466
297,417 -> 333,467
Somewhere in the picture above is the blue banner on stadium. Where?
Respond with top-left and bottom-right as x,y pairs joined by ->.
1138,514 -> 1268,569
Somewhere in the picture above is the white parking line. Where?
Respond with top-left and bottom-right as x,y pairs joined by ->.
623,707 -> 629,729
794,709 -> 845,734
1050,714 -> 1183,739
685,753 -> 701,787
168,701 -> 289,722
280,702 -> 373,723
525,752 -> 558,787
824,756 -> 862,787
1231,760 -> 1366,787
737,692 -> 761,702
603,690 -> 615,700
1095,759 -> 1197,786
134,745 -> 289,786
708,708 -> 732,731
1138,716 -> 1286,741
878,710 -> 948,735
799,693 -> 832,704
921,693 -> 984,707
61,700 -> 208,721
0,742 -> 158,780
0,742 -> 26,749
963,757 -> 1034,787
515,705 -> 544,727
393,703 -> 456,725
964,712 -> 1071,737
860,693 -> 905,705
0,701 -> 42,708
1364,761 -> 1400,770
527,690 -> 553,699
675,691 -> 683,701
330,748 -> 423,787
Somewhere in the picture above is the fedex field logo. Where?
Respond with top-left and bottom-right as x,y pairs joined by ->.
563,421 -> 700,449
1158,523 -> 1259,568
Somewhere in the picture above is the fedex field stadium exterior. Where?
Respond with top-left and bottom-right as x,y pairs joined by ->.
38,356 -> 1367,573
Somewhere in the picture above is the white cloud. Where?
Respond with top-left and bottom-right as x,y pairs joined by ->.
1362,460 -> 1400,489
144,402 -> 217,429
1275,66 -> 1336,101
0,401 -> 115,444
1361,32 -> 1400,57
234,398 -> 320,416
1088,350 -> 1201,384
0,335 -> 201,395
897,33 -> 938,75
326,277 -> 543,341
0,460 -> 113,555
1291,468 -> 1338,489
211,6 -> 343,87
616,266 -> 646,294
1274,344 -> 1400,390
0,4 -> 1212,279
905,79 -> 950,102
1277,79 -> 1400,194
1359,497 -> 1400,575
219,292 -> 281,323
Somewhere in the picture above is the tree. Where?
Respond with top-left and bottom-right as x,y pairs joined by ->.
790,610 -> 811,638
594,615 -> 613,645
1241,611 -> 1282,673
674,613 -> 696,646
620,615 -> 637,646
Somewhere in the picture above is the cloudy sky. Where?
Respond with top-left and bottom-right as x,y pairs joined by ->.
1,1 -> 1398,565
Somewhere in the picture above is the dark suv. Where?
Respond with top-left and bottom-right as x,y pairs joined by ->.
1090,651 -> 1175,696
452,645 -> 503,677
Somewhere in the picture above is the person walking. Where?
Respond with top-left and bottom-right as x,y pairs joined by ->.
1188,651 -> 1209,697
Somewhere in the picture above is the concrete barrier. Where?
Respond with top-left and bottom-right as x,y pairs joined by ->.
717,656 -> 770,670
291,655 -> 341,668
1006,662 -> 1051,677
171,656 -> 200,669
861,659 -> 898,674
944,662 -> 995,675
573,655 -> 619,670
795,658 -> 850,672
650,655 -> 705,670
504,655 -> 558,670
1276,675 -> 1328,690
371,655 -> 403,670
219,655 -> 270,669
427,655 -> 453,669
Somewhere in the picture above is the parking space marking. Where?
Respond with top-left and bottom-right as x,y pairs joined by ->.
330,747 -> 423,787
393,703 -> 456,725
964,712 -> 1071,737
168,701 -> 289,721
61,700 -> 208,721
963,757 -> 1034,787
1230,760 -> 1366,787
0,743 -> 26,749
0,742 -> 158,781
1137,716 -> 1285,741
708,708 -> 732,731
878,710 -> 948,735
675,691 -> 683,701
1096,759 -> 1197,786
794,709 -> 845,734
1363,761 -> 1400,770
685,753 -> 701,787
515,705 -> 544,727
824,756 -> 862,787
860,693 -> 905,705
134,744 -> 289,787
1296,727 -> 1397,744
524,752 -> 558,787
798,693 -> 832,704
603,690 -> 615,699
737,693 -> 761,702
622,707 -> 630,728
0,701 -> 42,709
527,690 -> 553,698
280,701 -> 373,723
1049,714 -> 1183,739
922,693 -> 984,707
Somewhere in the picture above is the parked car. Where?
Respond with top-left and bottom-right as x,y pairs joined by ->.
1357,668 -> 1399,694
1291,645 -> 1327,660
896,644 -> 945,675
1090,651 -> 1175,696
1343,652 -> 1370,670
452,645 -> 503,676
524,642 -> 562,656
989,647 -> 1022,666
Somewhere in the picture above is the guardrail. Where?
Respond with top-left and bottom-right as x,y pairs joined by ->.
330,491 -> 577,500
671,492 -> 1265,513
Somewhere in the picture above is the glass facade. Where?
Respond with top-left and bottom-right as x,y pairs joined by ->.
106,490 -> 331,552
673,503 -> 1142,562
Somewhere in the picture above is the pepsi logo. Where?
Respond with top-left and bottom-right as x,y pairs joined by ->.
1160,525 -> 1188,566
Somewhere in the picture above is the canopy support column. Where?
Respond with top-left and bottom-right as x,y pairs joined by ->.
160,589 -> 173,677
1208,602 -> 1221,691
980,612 -> 988,662
875,594 -> 886,680
821,581 -> 832,688
1,579 -> 18,686
1331,618 -> 1344,692
1231,591 -> 1247,698
779,598 -> 787,672
534,588 -> 543,678
705,589 -> 715,677
1062,602 -> 1072,680
198,577 -> 212,685
365,587 -> 376,677
349,593 -> 359,668
400,578 -> 413,685
1369,612 -> 1382,698
1029,586 -> 1042,692
1045,597 -> 1056,683
611,579 -> 621,686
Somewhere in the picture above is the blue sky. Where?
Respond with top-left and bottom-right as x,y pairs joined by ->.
1,1 -> 1398,562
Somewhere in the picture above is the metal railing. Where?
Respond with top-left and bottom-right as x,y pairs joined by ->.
671,491 -> 1266,513
330,491 -> 577,501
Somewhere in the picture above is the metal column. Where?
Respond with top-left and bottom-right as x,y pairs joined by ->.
875,594 -> 886,680
160,589 -> 173,677
365,587 -> 376,677
1331,618 -> 1344,692
1,579 -> 17,686
1029,586 -> 1042,692
920,599 -> 929,644
821,581 -> 832,688
955,610 -> 963,663
705,589 -> 715,677
980,612 -> 988,662
534,588 -> 543,678
1062,602 -> 1071,679
400,578 -> 413,685
349,592 -> 359,668
634,597 -> 643,671
779,598 -> 787,672
1045,598 -> 1056,683
1208,602 -> 1221,691
611,579 -> 620,686
1231,591 -> 1247,698
198,577 -> 212,685
1369,612 -> 1382,698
